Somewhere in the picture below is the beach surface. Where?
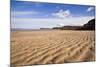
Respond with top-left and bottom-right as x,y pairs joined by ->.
11,30 -> 95,65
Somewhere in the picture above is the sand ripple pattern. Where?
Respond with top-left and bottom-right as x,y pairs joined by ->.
11,30 -> 95,66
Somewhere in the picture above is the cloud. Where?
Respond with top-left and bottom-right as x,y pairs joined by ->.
87,7 -> 94,12
11,16 -> 94,29
11,11 -> 38,15
11,11 -> 39,18
52,9 -> 70,18
57,23 -> 64,26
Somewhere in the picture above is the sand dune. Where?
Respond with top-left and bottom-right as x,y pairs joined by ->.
11,30 -> 95,66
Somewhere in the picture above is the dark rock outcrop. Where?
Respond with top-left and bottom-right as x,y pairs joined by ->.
83,19 -> 95,30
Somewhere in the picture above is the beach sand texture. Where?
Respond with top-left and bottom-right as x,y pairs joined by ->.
11,30 -> 95,66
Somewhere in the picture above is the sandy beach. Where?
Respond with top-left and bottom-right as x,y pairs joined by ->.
11,30 -> 95,65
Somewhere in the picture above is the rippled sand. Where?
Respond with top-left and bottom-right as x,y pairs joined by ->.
11,30 -> 95,66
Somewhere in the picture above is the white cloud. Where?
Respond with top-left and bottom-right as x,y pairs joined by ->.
87,7 -> 94,12
52,9 -> 70,18
11,11 -> 38,17
12,11 -> 36,14
57,23 -> 64,26
11,16 -> 94,29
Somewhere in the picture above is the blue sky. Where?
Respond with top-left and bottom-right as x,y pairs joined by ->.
11,0 -> 95,29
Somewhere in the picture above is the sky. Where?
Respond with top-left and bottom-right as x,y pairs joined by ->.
11,0 -> 95,29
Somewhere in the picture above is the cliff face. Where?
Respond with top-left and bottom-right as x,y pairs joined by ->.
83,19 -> 95,30
53,18 -> 95,30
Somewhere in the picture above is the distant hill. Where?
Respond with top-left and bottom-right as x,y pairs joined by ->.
40,28 -> 51,30
53,18 -> 95,30
53,26 -> 82,30
83,19 -> 95,30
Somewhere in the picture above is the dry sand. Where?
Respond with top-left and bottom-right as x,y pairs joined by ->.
11,30 -> 95,66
